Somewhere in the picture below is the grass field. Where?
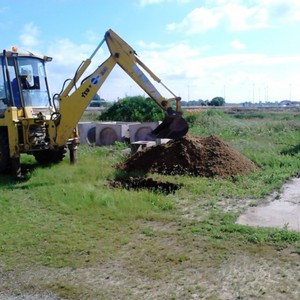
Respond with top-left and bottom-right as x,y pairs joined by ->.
1,107 -> 300,299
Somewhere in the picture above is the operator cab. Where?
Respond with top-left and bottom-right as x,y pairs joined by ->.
0,48 -> 53,116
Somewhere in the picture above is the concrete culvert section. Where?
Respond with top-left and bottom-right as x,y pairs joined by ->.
77,122 -> 96,145
134,126 -> 155,141
98,127 -> 119,145
86,127 -> 96,144
96,122 -> 128,146
128,122 -> 159,142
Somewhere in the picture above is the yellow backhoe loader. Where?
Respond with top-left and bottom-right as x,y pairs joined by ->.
0,29 -> 188,177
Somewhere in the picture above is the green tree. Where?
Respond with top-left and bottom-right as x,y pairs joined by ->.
98,95 -> 165,122
93,93 -> 101,100
209,97 -> 225,106
89,93 -> 106,107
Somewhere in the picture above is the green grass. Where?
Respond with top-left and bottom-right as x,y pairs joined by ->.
0,147 -> 174,270
1,108 -> 300,298
189,210 -> 300,246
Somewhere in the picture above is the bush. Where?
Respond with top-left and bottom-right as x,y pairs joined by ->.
98,95 -> 165,122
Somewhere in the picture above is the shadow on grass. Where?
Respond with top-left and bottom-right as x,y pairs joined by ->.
0,162 -> 40,186
280,143 -> 300,156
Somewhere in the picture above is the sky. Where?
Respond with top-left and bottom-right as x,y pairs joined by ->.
1,0 -> 300,103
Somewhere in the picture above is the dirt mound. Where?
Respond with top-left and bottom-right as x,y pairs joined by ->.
118,135 -> 258,178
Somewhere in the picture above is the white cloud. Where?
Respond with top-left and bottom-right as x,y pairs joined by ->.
167,7 -> 223,33
46,37 -> 109,96
138,42 -> 200,78
231,40 -> 245,50
19,22 -> 40,48
84,29 -> 102,43
133,41 -> 300,101
223,2 -> 268,31
48,39 -> 87,66
46,40 -> 300,102
167,0 -> 300,34
167,3 -> 269,33
136,40 -> 162,50
36,11 -> 300,103
260,0 -> 300,21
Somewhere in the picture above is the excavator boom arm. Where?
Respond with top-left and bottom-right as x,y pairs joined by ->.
56,55 -> 116,146
55,29 -> 188,147
104,29 -> 178,110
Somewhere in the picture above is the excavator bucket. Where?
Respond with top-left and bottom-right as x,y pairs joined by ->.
152,112 -> 189,139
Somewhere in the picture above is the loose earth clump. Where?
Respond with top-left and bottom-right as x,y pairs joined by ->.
117,134 -> 258,178
108,177 -> 182,194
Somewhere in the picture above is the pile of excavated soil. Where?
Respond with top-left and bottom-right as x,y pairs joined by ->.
118,135 -> 258,178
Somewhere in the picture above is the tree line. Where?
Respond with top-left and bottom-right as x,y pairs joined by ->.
98,95 -> 226,123
180,97 -> 225,107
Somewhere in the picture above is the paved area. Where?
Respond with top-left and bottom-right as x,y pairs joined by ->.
237,178 -> 300,231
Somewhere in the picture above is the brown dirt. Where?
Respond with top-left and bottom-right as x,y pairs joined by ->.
117,134 -> 258,178
108,177 -> 182,194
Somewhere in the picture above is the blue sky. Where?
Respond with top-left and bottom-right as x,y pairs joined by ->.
1,0 -> 300,103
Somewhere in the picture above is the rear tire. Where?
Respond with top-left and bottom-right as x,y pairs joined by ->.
0,129 -> 12,174
33,146 -> 67,165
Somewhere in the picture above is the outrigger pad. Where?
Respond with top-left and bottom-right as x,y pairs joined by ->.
152,114 -> 189,139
